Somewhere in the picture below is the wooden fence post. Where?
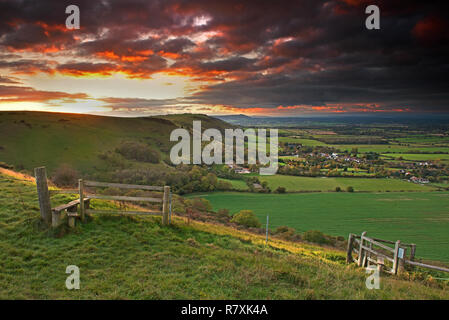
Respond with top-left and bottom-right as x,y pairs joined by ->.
358,231 -> 367,267
377,256 -> 384,273
392,240 -> 401,275
79,179 -> 85,221
346,234 -> 354,263
162,186 -> 170,225
34,167 -> 52,226
52,210 -> 61,228
410,244 -> 416,261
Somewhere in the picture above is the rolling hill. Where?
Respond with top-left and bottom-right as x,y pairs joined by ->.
0,111 -> 233,176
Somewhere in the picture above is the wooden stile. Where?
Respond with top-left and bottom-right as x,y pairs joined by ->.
36,168 -> 172,229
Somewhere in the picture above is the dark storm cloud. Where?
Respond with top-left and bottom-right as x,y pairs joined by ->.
0,0 -> 448,113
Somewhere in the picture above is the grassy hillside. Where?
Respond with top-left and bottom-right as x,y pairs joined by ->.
196,192 -> 449,262
1,170 -> 448,299
0,111 -> 232,175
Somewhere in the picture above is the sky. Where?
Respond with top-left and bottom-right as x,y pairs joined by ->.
0,0 -> 448,117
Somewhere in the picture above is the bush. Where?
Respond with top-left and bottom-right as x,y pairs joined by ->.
274,226 -> 297,240
0,161 -> 13,169
185,198 -> 212,212
275,186 -> 286,193
302,230 -> 329,245
116,141 -> 160,163
230,210 -> 261,228
347,186 -> 354,192
52,164 -> 79,187
216,180 -> 232,191
216,208 -> 230,217
335,186 -> 341,192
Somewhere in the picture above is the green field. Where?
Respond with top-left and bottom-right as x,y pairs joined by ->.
382,153 -> 449,161
395,135 -> 449,144
257,175 -> 437,192
199,192 -> 449,262
332,144 -> 449,154
278,135 -> 449,154
279,137 -> 327,146
218,178 -> 248,190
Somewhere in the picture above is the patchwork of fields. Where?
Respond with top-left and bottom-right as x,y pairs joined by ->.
198,192 -> 449,262
258,175 -> 437,192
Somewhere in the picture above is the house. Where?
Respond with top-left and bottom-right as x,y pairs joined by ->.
410,176 -> 429,184
235,167 -> 251,174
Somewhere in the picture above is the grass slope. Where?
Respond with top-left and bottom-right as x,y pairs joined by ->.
199,192 -> 449,262
1,171 -> 448,299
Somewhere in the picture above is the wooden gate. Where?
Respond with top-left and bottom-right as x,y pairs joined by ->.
347,232 -> 449,275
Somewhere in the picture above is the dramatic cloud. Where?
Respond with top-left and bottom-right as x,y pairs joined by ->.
0,0 -> 448,115
0,84 -> 89,103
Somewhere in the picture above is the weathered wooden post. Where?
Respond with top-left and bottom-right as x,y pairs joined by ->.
410,244 -> 416,261
169,191 -> 172,224
67,206 -> 77,228
162,186 -> 170,225
377,256 -> 385,273
346,233 -> 355,263
358,231 -> 367,267
52,210 -> 61,228
79,179 -> 85,221
392,240 -> 401,275
367,241 -> 373,267
34,167 -> 52,226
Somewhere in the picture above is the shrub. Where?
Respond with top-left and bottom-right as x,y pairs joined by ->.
216,180 -> 233,191
347,186 -> 354,192
275,186 -> 286,193
302,230 -> 330,245
116,141 -> 160,163
216,208 -> 230,217
185,197 -> 212,212
274,226 -> 296,240
0,161 -> 13,169
52,164 -> 79,187
231,210 -> 261,228
335,186 -> 341,192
